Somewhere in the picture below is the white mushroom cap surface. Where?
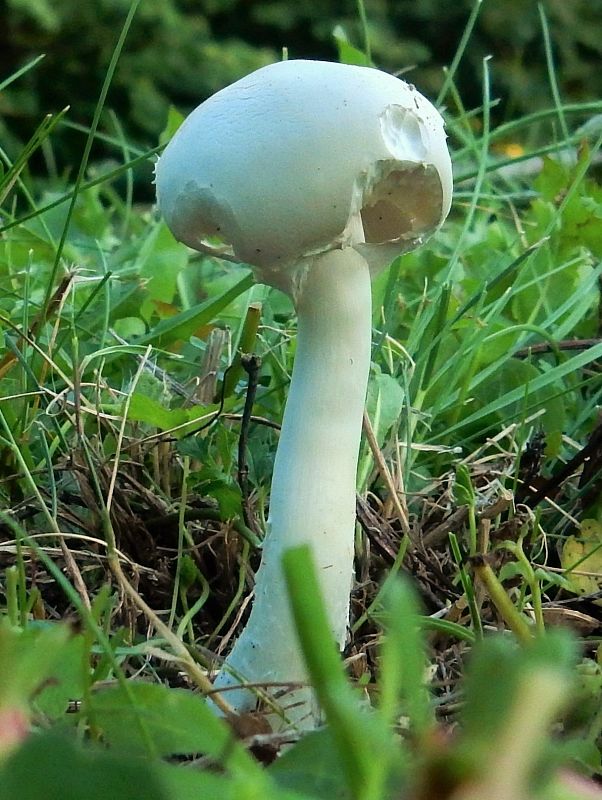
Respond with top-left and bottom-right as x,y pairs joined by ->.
155,59 -> 452,294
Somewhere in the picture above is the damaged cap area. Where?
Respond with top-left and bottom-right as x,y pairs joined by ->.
359,163 -> 445,245
167,182 -> 240,252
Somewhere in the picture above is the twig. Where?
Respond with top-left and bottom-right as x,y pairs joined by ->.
522,421 -> 602,507
422,491 -> 514,549
514,337 -> 602,358
362,410 -> 412,541
422,507 -> 469,549
145,507 -> 260,548
237,354 -> 262,535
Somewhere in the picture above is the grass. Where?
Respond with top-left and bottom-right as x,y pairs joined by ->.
0,1 -> 601,798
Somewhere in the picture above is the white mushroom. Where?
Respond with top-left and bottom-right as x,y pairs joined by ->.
155,59 -> 452,729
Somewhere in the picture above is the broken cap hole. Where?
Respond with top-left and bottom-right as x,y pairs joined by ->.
360,166 -> 444,244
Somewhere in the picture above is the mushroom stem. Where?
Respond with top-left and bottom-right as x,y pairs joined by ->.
212,246 -> 372,726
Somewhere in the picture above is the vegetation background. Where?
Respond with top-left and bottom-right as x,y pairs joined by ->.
2,0 -> 601,170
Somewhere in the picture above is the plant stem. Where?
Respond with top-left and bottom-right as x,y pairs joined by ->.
472,555 -> 533,644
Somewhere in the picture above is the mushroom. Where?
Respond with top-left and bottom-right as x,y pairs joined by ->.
155,59 -> 452,728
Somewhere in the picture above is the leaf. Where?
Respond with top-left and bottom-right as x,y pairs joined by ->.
160,760 -> 317,800
282,545 -> 398,800
497,560 -> 530,583
461,631 -> 577,751
445,342 -> 602,438
378,580 -> 431,739
561,520 -> 602,602
200,472 -> 243,520
270,727 -> 351,800
0,624 -> 72,710
125,393 -> 196,430
365,371 -> 405,447
137,272 -> 254,348
472,358 -> 565,435
0,732 -> 168,800
112,316 -> 146,339
88,682 -> 259,777
454,464 -> 476,507
138,222 -> 189,311
332,25 -> 371,66
534,155 -> 571,201
32,634 -> 87,720
159,105 -> 185,146
104,393 -> 219,438
358,370 -> 405,489
533,567 -> 574,591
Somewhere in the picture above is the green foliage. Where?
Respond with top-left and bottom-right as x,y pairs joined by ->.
0,733 -> 171,800
2,562 -> 596,799
88,682 -> 255,767
2,0 -> 602,168
1,0 -> 275,152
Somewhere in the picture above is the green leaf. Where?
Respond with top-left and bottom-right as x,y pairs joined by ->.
497,560 -> 530,582
124,393 -> 196,430
461,631 -> 577,751
365,371 -> 405,447
444,342 -> 602,439
473,359 -> 565,435
138,222 -> 189,310
270,727 -> 351,800
532,567 -> 573,591
137,272 -> 254,348
358,369 -> 405,489
534,155 -> 571,201
33,634 -> 88,720
454,464 -> 476,507
332,25 -> 371,66
0,732 -> 169,800
159,760 -> 317,800
561,520 -> 602,599
378,580 -> 432,739
159,105 -> 185,146
0,623 -> 72,709
88,682 -> 258,776
103,393 -> 219,437
201,472 -> 243,520
112,316 -> 146,339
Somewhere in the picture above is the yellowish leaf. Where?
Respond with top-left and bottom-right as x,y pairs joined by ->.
561,520 -> 602,605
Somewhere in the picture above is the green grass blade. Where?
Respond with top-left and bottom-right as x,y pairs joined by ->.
439,341 -> 602,439
282,545 -> 395,800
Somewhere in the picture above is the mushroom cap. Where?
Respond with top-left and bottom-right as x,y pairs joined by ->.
155,59 -> 452,291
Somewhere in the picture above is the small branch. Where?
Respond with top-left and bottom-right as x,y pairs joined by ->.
514,337 -> 602,358
223,412 -> 281,431
362,410 -> 412,541
237,354 -> 262,535
422,506 -> 469,548
422,491 -> 514,549
522,421 -> 602,507
145,507 -> 260,548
